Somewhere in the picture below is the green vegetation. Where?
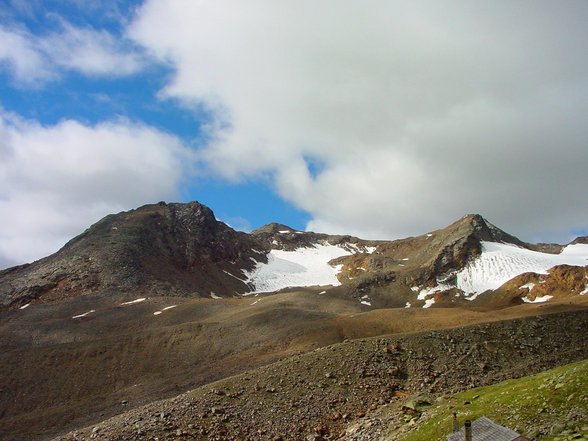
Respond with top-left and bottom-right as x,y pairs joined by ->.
399,359 -> 588,441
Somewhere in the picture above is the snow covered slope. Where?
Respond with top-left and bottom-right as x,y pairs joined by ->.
456,242 -> 588,297
245,243 -> 354,294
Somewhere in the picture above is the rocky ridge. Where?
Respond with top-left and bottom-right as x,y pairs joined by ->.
0,202 -> 380,309
1,203 -> 586,311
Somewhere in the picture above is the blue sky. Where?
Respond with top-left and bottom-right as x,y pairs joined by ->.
0,0 -> 310,229
1,0 -> 587,268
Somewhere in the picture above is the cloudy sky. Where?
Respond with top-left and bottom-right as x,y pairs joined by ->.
1,0 -> 587,268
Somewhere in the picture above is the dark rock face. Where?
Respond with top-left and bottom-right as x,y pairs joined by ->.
251,222 -> 373,252
0,202 -> 264,308
429,214 -> 525,277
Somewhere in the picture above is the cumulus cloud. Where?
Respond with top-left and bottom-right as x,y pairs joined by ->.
129,0 -> 588,242
0,110 -> 192,267
0,21 -> 145,86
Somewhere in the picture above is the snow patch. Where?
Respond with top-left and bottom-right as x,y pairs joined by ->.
19,303 -> 30,310
410,286 -> 420,292
360,300 -> 372,306
365,246 -> 377,254
245,243 -> 354,294
120,298 -> 146,306
210,292 -> 222,299
423,298 -> 435,308
581,285 -> 588,295
522,295 -> 553,303
223,270 -> 245,281
319,290 -> 327,295
402,258 -> 409,261
162,305 -> 177,311
519,283 -> 536,291
153,311 -> 162,315
405,302 -> 411,308
417,285 -> 451,300
278,230 -> 291,234
72,310 -> 95,319
427,233 -> 433,238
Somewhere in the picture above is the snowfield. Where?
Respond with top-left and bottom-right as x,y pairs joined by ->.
455,242 -> 588,297
416,242 -> 588,302
245,243 -> 354,294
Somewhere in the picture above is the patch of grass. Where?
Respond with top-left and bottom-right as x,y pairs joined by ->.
399,359 -> 588,440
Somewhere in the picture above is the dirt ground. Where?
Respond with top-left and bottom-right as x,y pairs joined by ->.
1,288 -> 586,440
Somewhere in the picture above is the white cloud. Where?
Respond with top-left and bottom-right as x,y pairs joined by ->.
0,110 -> 192,267
129,0 -> 588,243
40,22 -> 145,77
0,21 -> 145,86
0,25 -> 54,85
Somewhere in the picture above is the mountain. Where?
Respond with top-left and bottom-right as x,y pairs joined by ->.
0,202 -> 379,309
1,201 -> 587,440
0,202 -> 264,308
1,203 -> 587,311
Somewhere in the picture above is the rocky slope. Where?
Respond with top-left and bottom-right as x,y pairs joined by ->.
479,264 -> 588,308
0,202 -> 264,308
54,308 -> 588,441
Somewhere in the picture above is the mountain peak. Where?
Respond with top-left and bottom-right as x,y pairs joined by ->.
445,213 -> 525,247
252,223 -> 299,235
0,201 -> 262,308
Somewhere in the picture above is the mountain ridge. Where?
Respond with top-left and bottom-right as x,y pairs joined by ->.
1,202 -> 586,311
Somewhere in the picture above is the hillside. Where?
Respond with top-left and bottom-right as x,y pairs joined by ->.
53,308 -> 588,440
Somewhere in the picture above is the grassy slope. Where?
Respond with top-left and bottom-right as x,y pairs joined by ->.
399,359 -> 588,441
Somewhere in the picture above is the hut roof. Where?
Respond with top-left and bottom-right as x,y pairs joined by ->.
447,416 -> 520,441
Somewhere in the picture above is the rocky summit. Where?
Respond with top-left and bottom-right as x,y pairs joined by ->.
0,202 -> 264,308
0,201 -> 587,440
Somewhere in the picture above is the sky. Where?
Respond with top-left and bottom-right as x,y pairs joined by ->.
1,0 -> 587,269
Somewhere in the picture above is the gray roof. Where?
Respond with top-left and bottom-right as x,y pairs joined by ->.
447,416 -> 520,441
